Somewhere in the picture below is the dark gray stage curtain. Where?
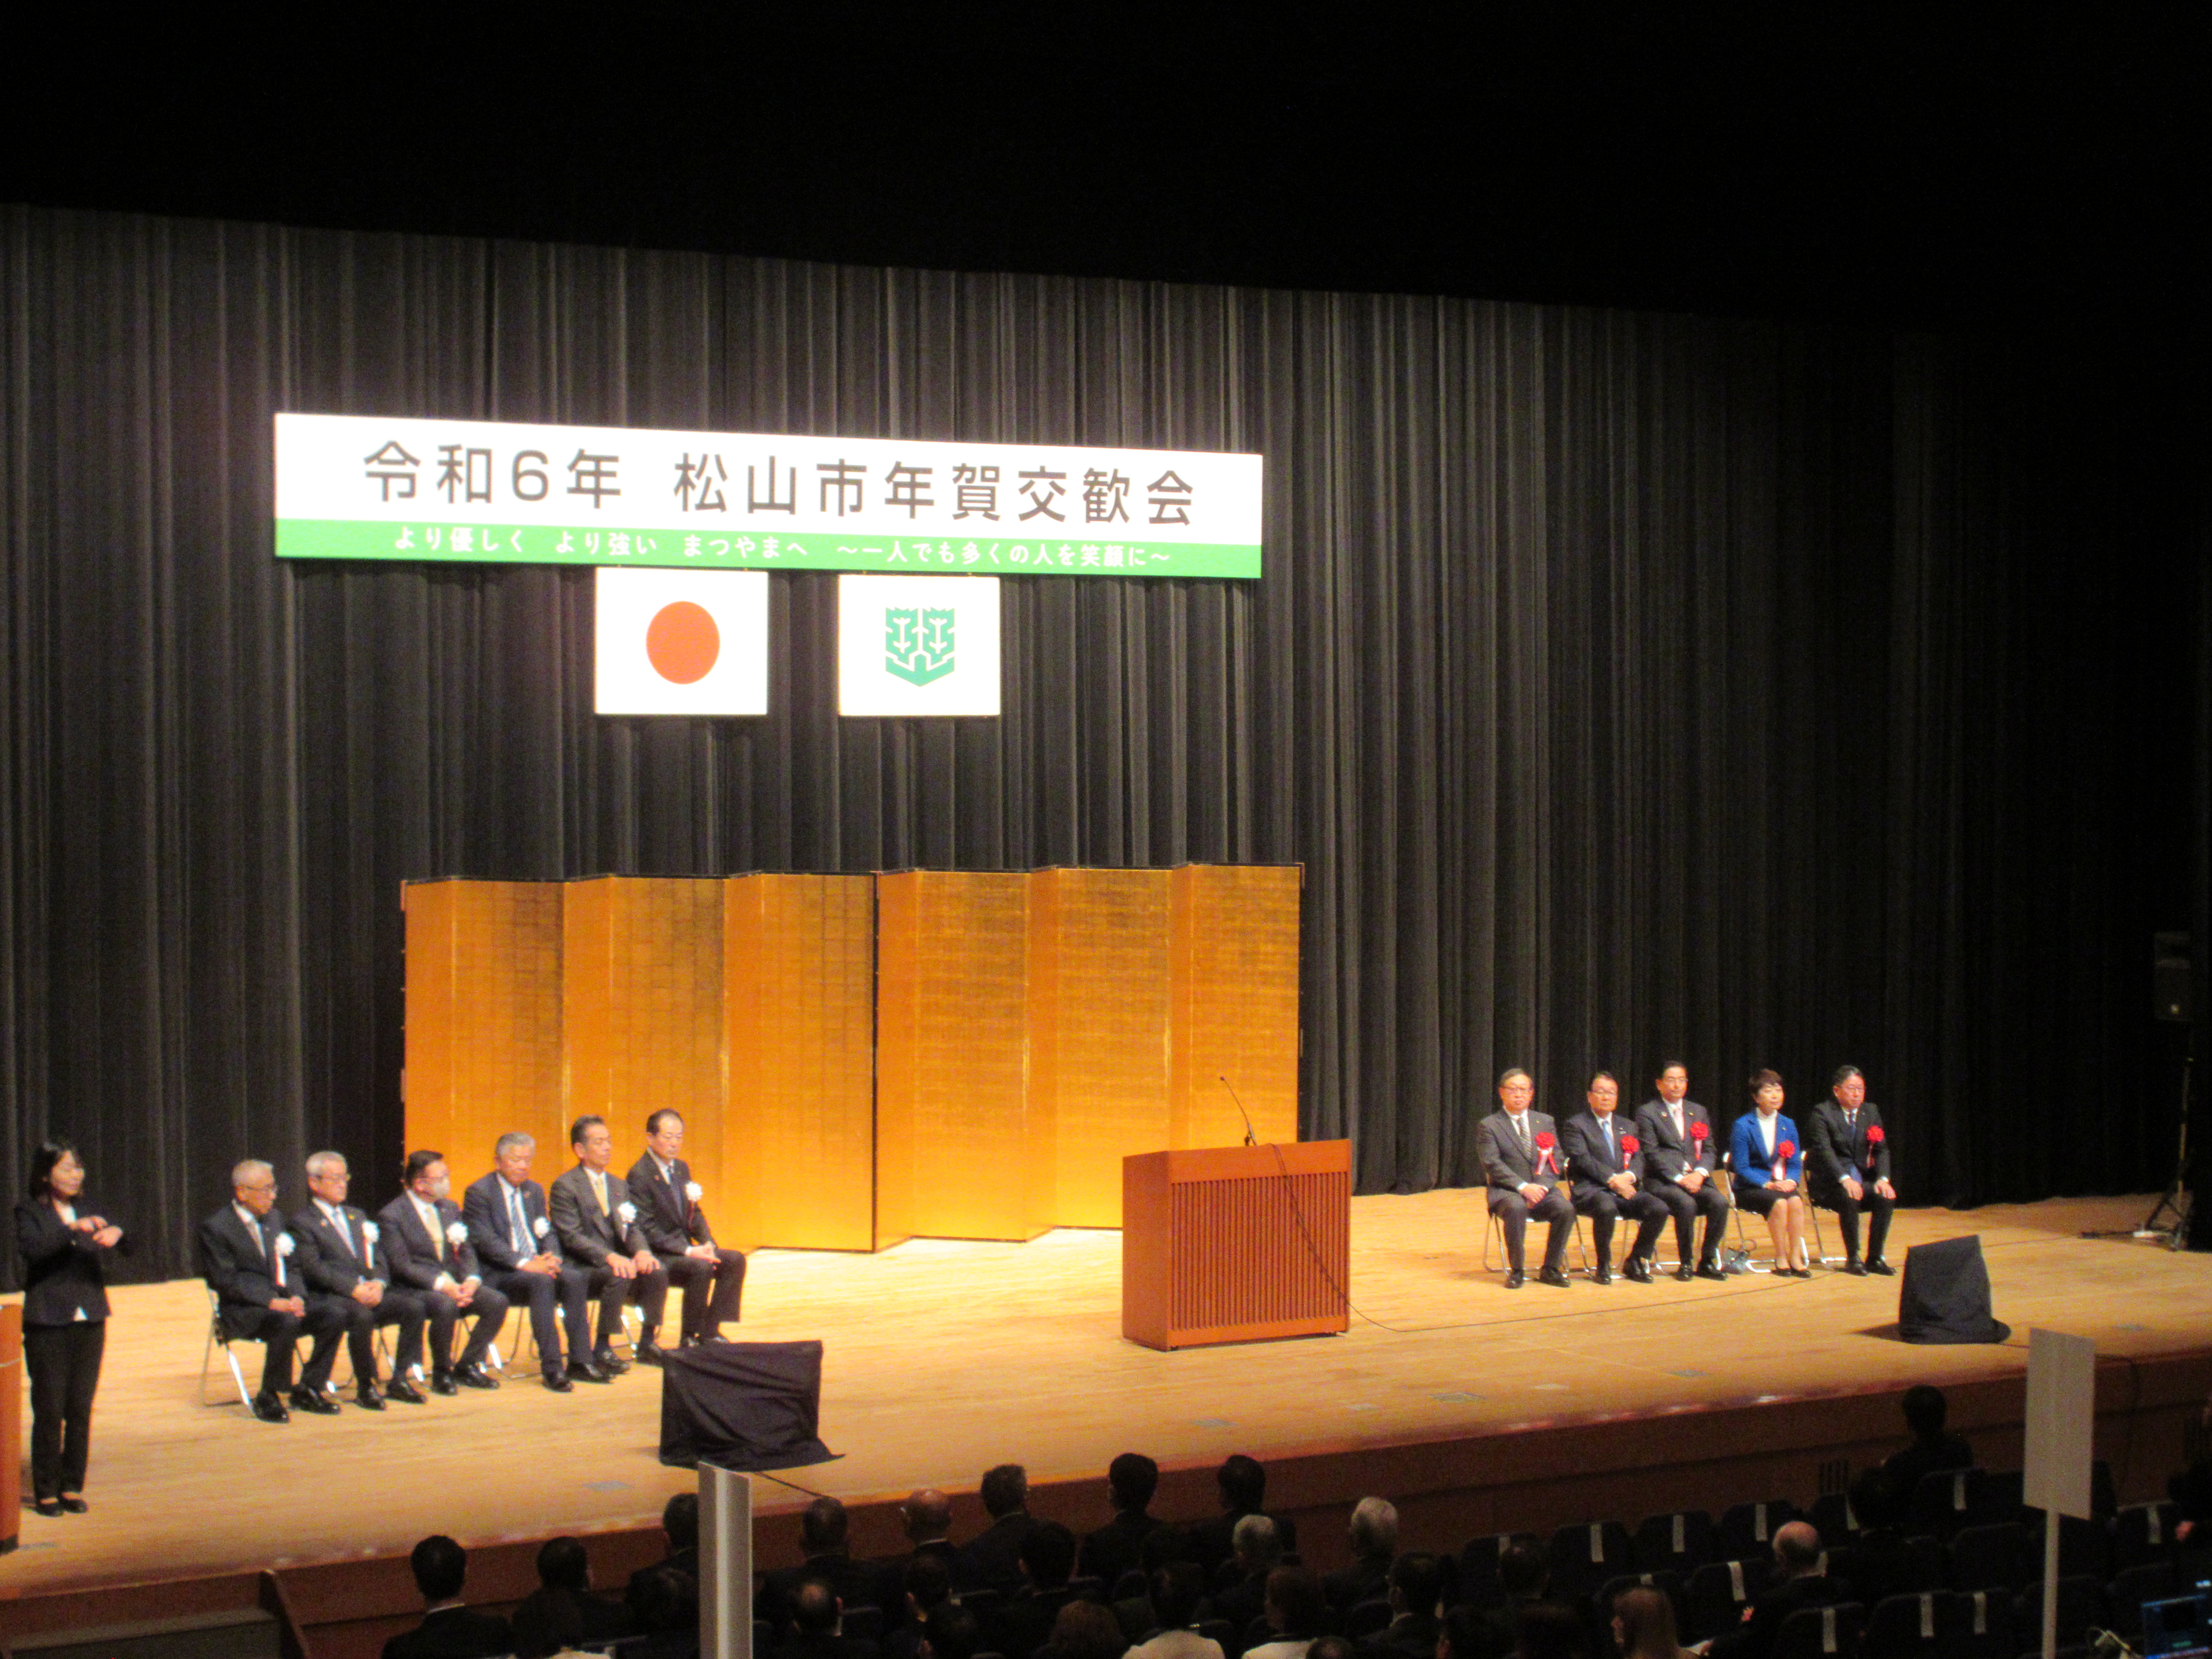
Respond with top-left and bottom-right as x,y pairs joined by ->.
0,206 -> 2190,1283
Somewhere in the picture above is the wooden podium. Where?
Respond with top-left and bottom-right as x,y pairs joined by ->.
1121,1142 -> 1351,1350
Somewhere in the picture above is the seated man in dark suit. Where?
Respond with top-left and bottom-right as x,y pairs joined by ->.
873,1487 -> 960,1621
1632,1063 -> 1732,1281
763,1496 -> 890,1635
992,1520 -> 1085,1659
513,1535 -> 635,1646
291,1150 -> 428,1408
1807,1066 -> 1898,1275
379,1150 -> 508,1393
1193,1455 -> 1296,1577
1356,1554 -> 1444,1659
1321,1497 -> 1397,1617
628,1109 -> 748,1346
1711,1524 -> 1842,1659
1475,1069 -> 1573,1287
198,1158 -> 346,1423
1082,1452 -> 1164,1592
382,1534 -> 513,1659
1204,1514 -> 1282,1639
1560,1073 -> 1671,1284
920,1602 -> 982,1659
462,1131 -> 600,1391
1881,1384 -> 1974,1494
549,1114 -> 670,1372
881,1552 -> 954,1659
1249,1566 -> 1328,1659
1125,1560 -> 1220,1659
632,1564 -> 704,1659
629,1493 -> 703,1618
782,1576 -> 880,1659
957,1462 -> 1036,1595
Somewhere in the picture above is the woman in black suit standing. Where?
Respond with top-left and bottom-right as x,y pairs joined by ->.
14,1139 -> 128,1516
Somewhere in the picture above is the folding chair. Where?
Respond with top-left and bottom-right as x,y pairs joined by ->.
1718,1501 -> 1802,1563
2010,1578 -> 2106,1649
200,1286 -> 254,1406
1948,1522 -> 2032,1594
1808,1492 -> 1864,1548
1546,1520 -> 1635,1605
1482,1207 -> 1591,1274
1634,1511 -> 1717,1576
1909,1469 -> 2006,1540
2111,1502 -> 2183,1571
1864,1592 -> 1956,1659
1459,1531 -> 1541,1603
1686,1558 -> 1775,1643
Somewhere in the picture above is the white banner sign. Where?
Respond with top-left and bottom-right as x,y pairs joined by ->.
838,575 -> 1002,717
274,413 -> 1263,579
594,568 -> 768,716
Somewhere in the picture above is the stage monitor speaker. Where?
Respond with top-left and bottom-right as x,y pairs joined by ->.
659,1340 -> 836,1470
2156,931 -> 2192,1023
1898,1235 -> 2011,1344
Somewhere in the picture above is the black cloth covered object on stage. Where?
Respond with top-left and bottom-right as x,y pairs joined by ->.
659,1339 -> 835,1470
1897,1235 -> 2010,1344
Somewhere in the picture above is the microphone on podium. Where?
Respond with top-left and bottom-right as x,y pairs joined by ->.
1220,1076 -> 1259,1147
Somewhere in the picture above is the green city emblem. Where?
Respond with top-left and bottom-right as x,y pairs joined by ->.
885,607 -> 957,685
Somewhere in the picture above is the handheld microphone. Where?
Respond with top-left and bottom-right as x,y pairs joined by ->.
1220,1076 -> 1259,1147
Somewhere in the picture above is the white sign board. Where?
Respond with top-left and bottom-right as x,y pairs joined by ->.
275,413 -> 1264,578
2023,1326 -> 2096,1519
838,575 -> 1002,717
594,568 -> 769,716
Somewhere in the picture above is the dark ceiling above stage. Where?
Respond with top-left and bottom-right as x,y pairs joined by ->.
5,8 -> 2203,331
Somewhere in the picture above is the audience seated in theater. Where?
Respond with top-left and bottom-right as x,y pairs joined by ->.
1356,1553 -> 1442,1659
883,1552 -> 956,1659
920,1602 -> 981,1659
1513,1603 -> 1586,1659
629,1494 -> 702,1618
382,1535 -> 514,1659
1117,1526 -> 1203,1644
993,1521 -> 1086,1659
1609,1585 -> 1695,1659
960,1463 -> 1038,1595
1438,1606 -> 1487,1659
1880,1385 -> 1975,1496
1247,1566 -> 1328,1659
783,1576 -> 879,1659
1049,1601 -> 1134,1659
632,1565 -> 703,1659
1459,1545 -> 1560,1659
1710,1524 -> 1839,1659
765,1497 -> 888,1632
1323,1499 -> 1398,1615
1307,1640 -> 1356,1659
879,1488 -> 960,1613
1205,1515 -> 1283,1636
1084,1453 -> 1166,1590
1127,1563 -> 1224,1659
1196,1457 -> 1296,1575
2171,1393 -> 2212,1544
512,1536 -> 634,1651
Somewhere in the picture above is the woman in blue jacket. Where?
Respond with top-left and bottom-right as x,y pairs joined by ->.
1730,1071 -> 1811,1275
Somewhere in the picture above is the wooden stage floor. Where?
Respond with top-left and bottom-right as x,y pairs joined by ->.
4,1190 -> 2206,1607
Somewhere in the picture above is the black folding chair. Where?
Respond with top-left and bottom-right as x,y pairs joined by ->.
1863,1591 -> 1955,1659
1719,1500 -> 1802,1562
1773,1601 -> 1866,1659
1546,1520 -> 1635,1605
2009,1577 -> 2106,1648
1686,1558 -> 1775,1643
1634,1511 -> 1717,1575
1909,1469 -> 2005,1540
1458,1531 -> 1541,1604
2111,1502 -> 2184,1572
1948,1522 -> 2032,1594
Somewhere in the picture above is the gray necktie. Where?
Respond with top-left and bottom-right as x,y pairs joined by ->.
509,1188 -> 531,1256
1603,1118 -> 1615,1161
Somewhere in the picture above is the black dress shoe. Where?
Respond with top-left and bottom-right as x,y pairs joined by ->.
592,1348 -> 631,1375
1538,1266 -> 1571,1288
1696,1262 -> 1728,1281
59,1496 -> 88,1513
1840,1260 -> 1868,1276
354,1385 -> 387,1410
1674,1263 -> 1696,1282
34,1497 -> 63,1517
1866,1258 -> 1895,1275
568,1360 -> 611,1385
1592,1263 -> 1613,1285
1624,1258 -> 1653,1284
634,1340 -> 670,1367
291,1387 -> 342,1416
457,1362 -> 499,1390
252,1392 -> 291,1424
1504,1269 -> 1526,1289
430,1371 -> 460,1396
386,1377 -> 428,1404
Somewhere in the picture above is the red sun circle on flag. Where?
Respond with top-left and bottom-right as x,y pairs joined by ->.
645,601 -> 720,684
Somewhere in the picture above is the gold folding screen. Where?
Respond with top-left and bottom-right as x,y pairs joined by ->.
402,866 -> 1300,1250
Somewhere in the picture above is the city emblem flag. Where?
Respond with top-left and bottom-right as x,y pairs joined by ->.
838,574 -> 1001,716
594,567 -> 768,715
885,607 -> 957,685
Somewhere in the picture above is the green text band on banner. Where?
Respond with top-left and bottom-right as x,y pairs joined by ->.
274,414 -> 1264,579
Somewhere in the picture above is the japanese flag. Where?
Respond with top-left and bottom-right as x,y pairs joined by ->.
594,568 -> 768,715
